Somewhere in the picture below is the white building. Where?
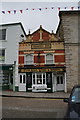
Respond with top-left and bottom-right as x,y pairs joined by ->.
0,22 -> 26,91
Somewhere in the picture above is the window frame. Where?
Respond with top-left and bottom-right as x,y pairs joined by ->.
24,54 -> 34,65
45,53 -> 54,65
0,29 -> 7,41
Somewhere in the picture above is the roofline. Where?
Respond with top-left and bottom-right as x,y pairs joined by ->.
59,10 -> 80,17
0,22 -> 27,36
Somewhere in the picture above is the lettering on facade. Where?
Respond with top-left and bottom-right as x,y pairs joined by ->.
19,68 -> 64,73
31,43 -> 51,49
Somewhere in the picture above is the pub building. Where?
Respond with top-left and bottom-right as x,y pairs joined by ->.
18,25 -> 66,92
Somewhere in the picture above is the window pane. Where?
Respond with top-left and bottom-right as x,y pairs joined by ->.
0,29 -> 6,40
20,75 -> 22,83
0,49 -> 5,62
46,54 -> 53,64
61,76 -> 63,84
26,54 -> 33,65
23,75 -> 25,83
57,76 -> 59,84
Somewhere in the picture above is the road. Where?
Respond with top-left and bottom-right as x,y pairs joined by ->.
1,97 -> 68,118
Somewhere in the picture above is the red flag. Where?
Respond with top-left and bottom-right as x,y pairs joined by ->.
8,11 -> 11,14
71,7 -> 74,10
32,8 -> 35,10
58,7 -> 60,10
20,10 -> 23,13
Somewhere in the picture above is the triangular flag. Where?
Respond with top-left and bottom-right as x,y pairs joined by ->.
2,11 -> 5,14
58,7 -> 60,10
64,7 -> 67,9
45,8 -> 48,9
20,10 -> 23,13
14,10 -> 16,14
26,8 -> 28,10
39,8 -> 42,11
8,11 -> 11,14
51,7 -> 54,9
71,7 -> 74,10
32,8 -> 35,10
78,6 -> 80,9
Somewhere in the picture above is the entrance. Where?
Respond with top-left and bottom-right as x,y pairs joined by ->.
56,75 -> 64,91
19,73 -> 26,91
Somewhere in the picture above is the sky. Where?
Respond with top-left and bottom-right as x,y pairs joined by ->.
0,0 -> 80,34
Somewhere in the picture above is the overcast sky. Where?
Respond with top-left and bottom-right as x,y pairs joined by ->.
0,0 -> 79,34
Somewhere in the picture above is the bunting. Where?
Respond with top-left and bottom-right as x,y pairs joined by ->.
1,6 -> 80,14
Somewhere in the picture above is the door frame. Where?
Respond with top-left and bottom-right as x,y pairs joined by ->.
19,73 -> 26,91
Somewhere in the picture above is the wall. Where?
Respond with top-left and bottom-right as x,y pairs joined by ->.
59,11 -> 80,92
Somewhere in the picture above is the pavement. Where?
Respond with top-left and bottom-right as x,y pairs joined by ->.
0,90 -> 70,99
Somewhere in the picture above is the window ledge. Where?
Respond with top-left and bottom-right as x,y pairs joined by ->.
0,40 -> 7,42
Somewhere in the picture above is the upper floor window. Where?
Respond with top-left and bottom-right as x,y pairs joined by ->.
25,54 -> 33,65
0,29 -> 6,40
45,53 -> 54,64
0,49 -> 5,63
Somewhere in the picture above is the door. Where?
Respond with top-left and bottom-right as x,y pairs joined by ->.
19,74 -> 26,91
56,75 -> 64,91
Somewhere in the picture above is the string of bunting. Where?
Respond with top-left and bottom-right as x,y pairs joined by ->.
1,6 -> 80,14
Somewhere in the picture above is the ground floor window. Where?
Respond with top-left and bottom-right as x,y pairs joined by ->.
32,73 -> 46,85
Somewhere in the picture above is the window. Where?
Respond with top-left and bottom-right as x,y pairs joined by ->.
0,49 -> 5,62
46,53 -> 53,64
57,76 -> 63,84
32,73 -> 46,85
0,29 -> 6,40
25,54 -> 33,65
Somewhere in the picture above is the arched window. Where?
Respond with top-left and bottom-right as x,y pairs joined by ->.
46,53 -> 53,64
25,54 -> 33,65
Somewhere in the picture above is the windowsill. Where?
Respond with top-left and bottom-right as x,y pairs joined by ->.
0,40 -> 7,42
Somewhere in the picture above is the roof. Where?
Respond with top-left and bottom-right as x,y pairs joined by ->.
27,25 -> 56,37
0,22 -> 26,36
59,10 -> 80,17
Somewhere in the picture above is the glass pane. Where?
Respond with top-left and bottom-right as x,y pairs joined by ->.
61,76 -> 63,84
20,75 -> 22,83
23,75 -> 25,83
0,29 -> 6,40
57,76 -> 59,84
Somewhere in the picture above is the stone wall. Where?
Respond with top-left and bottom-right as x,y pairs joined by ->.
59,11 -> 80,92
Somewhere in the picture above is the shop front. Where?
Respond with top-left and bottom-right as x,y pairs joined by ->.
18,67 -> 66,92
0,65 -> 13,90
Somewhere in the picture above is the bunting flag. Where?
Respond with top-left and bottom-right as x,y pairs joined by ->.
20,10 -> 23,13
58,7 -> 60,10
14,10 -> 16,14
1,6 -> 80,14
8,11 -> 11,14
2,11 -> 5,14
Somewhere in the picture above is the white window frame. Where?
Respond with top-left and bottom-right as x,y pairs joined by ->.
24,54 -> 34,65
45,53 -> 54,64
32,73 -> 46,85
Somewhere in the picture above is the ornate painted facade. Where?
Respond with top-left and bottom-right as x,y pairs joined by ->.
18,25 -> 66,92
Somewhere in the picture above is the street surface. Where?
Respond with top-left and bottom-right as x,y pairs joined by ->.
2,97 -> 68,118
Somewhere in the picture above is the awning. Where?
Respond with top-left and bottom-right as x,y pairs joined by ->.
0,64 -> 13,70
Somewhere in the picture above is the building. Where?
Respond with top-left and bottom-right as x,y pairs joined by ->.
18,25 -> 66,92
58,11 -> 80,92
0,22 -> 26,91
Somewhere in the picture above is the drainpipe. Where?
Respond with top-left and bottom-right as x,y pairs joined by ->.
64,72 -> 67,93
13,61 -> 16,91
